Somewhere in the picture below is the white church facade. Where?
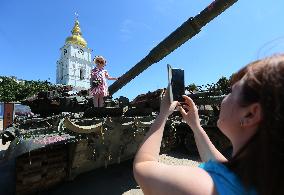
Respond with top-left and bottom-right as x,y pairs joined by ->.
56,19 -> 92,89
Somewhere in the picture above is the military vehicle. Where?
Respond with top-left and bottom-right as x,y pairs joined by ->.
1,0 -> 236,194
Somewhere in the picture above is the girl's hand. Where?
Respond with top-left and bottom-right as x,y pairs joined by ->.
178,95 -> 200,129
159,87 -> 178,118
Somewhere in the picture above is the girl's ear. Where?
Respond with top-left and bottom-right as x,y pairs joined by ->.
242,103 -> 262,127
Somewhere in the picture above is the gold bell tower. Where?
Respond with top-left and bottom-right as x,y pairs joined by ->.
56,15 -> 92,89
65,19 -> 87,48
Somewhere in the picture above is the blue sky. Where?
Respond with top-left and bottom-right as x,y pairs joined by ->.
0,0 -> 284,100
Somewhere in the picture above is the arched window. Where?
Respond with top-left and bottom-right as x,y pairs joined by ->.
80,69 -> 85,80
60,65 -> 64,80
60,72 -> 63,80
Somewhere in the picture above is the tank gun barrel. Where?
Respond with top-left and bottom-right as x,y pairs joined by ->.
109,0 -> 238,95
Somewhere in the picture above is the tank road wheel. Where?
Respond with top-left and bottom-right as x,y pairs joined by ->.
15,144 -> 68,194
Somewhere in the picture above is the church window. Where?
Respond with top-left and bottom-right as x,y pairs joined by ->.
60,69 -> 63,80
80,69 -> 85,80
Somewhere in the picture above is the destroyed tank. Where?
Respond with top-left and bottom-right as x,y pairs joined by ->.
1,0 -> 236,194
2,88 -> 182,195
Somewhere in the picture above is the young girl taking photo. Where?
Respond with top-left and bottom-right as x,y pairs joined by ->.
134,54 -> 284,195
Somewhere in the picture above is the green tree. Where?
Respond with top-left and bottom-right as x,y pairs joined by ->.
216,76 -> 231,95
185,76 -> 230,96
186,83 -> 199,93
0,76 -> 54,102
0,77 -> 18,102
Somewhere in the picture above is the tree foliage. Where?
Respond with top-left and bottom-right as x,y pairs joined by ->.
0,75 -> 231,103
186,76 -> 231,95
0,76 -> 55,102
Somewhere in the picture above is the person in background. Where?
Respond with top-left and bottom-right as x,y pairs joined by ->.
133,54 -> 284,195
90,56 -> 118,107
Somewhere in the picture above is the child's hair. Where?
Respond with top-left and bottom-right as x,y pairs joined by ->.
93,56 -> 107,65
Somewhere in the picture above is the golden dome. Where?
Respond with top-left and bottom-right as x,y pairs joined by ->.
65,20 -> 87,47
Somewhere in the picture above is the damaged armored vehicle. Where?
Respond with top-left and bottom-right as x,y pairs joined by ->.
0,0 -> 235,194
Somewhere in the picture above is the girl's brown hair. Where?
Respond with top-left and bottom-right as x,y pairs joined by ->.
226,54 -> 284,195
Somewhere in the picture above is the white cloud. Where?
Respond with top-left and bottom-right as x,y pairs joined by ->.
152,0 -> 175,14
119,19 -> 152,42
120,19 -> 133,34
119,19 -> 134,41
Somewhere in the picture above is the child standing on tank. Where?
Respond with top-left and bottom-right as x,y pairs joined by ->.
90,56 -> 118,107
